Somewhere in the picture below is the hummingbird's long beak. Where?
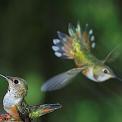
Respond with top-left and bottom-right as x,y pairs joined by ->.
113,73 -> 122,81
116,76 -> 122,81
0,74 -> 9,81
112,72 -> 122,81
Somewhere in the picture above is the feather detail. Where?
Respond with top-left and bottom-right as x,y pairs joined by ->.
52,23 -> 96,60
82,24 -> 96,49
29,103 -> 62,119
52,31 -> 74,59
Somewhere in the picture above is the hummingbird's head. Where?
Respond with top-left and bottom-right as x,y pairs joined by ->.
0,75 -> 28,98
93,64 -> 116,82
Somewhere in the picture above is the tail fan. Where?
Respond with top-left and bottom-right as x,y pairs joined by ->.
52,32 -> 74,59
41,68 -> 83,92
52,23 -> 96,60
29,103 -> 62,119
82,24 -> 96,50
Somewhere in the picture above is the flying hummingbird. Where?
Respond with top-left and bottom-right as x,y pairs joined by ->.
0,74 -> 62,121
41,23 -> 122,92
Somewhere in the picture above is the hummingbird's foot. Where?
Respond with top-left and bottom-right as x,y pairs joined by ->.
0,113 -> 11,121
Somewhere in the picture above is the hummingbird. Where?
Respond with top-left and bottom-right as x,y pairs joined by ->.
0,74 -> 62,121
41,23 -> 122,92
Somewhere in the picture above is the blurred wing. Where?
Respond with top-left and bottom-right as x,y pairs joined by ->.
41,68 -> 84,92
106,51 -> 119,63
103,46 -> 120,63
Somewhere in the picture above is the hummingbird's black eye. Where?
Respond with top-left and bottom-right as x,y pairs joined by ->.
13,80 -> 19,84
103,69 -> 108,74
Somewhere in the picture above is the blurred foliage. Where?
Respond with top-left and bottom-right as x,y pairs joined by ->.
25,72 -> 44,104
0,0 -> 122,122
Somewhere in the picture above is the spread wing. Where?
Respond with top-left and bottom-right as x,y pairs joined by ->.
103,46 -> 120,63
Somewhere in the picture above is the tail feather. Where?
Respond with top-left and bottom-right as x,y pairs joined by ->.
29,103 -> 62,119
52,23 -> 96,60
83,24 -> 96,49
68,23 -> 77,37
52,31 -> 74,59
52,23 -> 82,60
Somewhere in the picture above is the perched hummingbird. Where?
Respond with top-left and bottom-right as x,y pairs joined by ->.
0,74 -> 62,121
41,23 -> 122,91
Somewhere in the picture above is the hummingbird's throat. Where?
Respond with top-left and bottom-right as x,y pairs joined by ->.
84,67 -> 97,81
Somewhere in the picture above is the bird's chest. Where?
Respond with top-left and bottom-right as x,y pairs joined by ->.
3,92 -> 22,108
3,92 -> 22,119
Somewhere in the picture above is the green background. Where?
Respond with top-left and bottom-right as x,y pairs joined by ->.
0,0 -> 122,122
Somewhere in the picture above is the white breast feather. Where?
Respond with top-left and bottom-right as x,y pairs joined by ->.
3,91 -> 22,113
86,67 -> 97,81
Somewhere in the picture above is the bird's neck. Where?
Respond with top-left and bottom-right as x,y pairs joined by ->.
84,67 -> 97,81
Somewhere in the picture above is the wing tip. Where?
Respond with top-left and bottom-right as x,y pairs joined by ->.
49,103 -> 62,110
41,84 -> 55,92
41,103 -> 62,114
41,85 -> 48,92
